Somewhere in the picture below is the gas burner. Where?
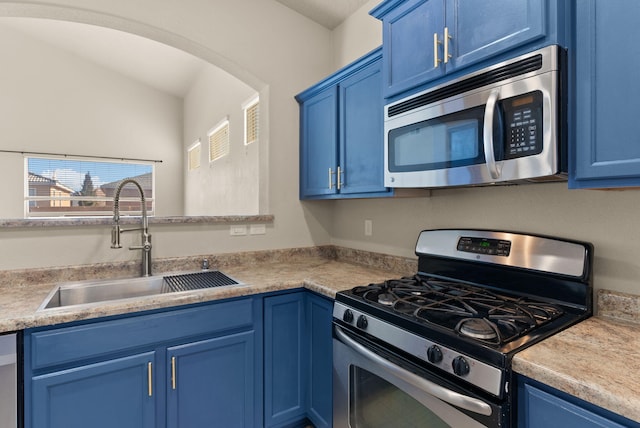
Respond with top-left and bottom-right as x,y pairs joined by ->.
378,293 -> 395,306
457,318 -> 499,341
349,274 -> 567,346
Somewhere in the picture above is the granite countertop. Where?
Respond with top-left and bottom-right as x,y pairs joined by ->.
0,247 -> 639,424
0,247 -> 413,332
513,290 -> 640,424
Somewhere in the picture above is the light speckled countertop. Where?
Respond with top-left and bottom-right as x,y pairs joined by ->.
0,247 -> 639,424
0,246 -> 414,331
513,290 -> 640,423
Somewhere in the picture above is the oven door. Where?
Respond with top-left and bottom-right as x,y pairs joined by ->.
333,325 -> 503,428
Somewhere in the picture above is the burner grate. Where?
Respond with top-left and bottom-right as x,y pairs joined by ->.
353,275 -> 563,346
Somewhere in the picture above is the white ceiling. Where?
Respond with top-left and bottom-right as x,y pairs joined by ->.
0,1 -> 367,98
275,0 -> 371,29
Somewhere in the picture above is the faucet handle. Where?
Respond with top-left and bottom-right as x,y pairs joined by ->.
202,259 -> 210,270
111,225 -> 122,249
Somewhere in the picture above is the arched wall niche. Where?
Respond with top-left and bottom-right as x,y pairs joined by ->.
0,2 -> 271,216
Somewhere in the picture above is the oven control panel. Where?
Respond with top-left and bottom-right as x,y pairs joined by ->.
457,237 -> 511,257
333,302 -> 504,397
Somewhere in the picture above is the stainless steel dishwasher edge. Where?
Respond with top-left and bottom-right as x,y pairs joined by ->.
0,333 -> 17,428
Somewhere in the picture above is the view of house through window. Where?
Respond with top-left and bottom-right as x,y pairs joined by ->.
25,157 -> 154,217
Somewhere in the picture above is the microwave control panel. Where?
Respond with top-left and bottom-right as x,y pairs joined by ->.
502,91 -> 543,159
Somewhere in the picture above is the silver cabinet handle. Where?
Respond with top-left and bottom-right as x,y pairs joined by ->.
329,168 -> 335,189
483,88 -> 502,180
433,32 -> 441,68
147,362 -> 153,397
334,326 -> 492,417
444,27 -> 452,64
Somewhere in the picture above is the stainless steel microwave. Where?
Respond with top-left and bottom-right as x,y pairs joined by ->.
384,45 -> 566,188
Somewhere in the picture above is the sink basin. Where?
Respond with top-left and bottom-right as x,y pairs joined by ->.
39,270 -> 242,311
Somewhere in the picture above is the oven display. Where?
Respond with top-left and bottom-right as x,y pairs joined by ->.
457,237 -> 511,256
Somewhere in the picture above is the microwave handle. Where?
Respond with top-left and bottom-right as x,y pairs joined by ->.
483,88 -> 501,180
334,325 -> 493,417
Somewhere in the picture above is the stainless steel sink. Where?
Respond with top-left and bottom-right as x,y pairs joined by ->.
38,271 -> 241,311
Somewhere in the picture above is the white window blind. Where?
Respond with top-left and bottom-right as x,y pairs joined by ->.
25,156 -> 154,218
188,141 -> 201,170
244,98 -> 259,145
209,120 -> 230,162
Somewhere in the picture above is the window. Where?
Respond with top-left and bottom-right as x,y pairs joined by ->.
209,119 -> 230,162
25,156 -> 154,217
244,96 -> 259,145
188,140 -> 201,171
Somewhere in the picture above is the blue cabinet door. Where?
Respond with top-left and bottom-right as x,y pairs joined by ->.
372,0 -> 549,99
378,0 -> 445,98
299,87 -> 339,198
518,376 -> 640,428
339,60 -> 388,196
570,0 -> 640,188
298,49 -> 391,200
264,292 -> 306,427
31,352 -> 156,428
306,292 -> 333,428
447,0 -> 545,70
166,331 -> 256,428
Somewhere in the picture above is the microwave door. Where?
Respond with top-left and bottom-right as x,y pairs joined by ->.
385,105 -> 488,187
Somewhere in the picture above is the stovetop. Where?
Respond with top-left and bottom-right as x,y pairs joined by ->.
349,275 -> 564,347
332,229 -> 594,397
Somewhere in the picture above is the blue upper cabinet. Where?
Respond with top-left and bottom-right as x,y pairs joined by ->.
297,48 -> 392,200
299,87 -> 339,198
570,0 -> 640,188
339,60 -> 386,196
374,0 -> 446,96
371,0 -> 560,99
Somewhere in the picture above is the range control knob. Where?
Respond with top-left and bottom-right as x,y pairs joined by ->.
426,345 -> 443,363
342,309 -> 354,323
356,315 -> 368,330
452,356 -> 470,377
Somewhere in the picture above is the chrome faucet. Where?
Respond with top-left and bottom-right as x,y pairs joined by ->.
111,178 -> 152,277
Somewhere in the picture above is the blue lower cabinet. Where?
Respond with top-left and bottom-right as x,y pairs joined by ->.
517,376 -> 640,428
263,291 -> 333,428
31,352 -> 156,428
25,298 -> 261,428
306,292 -> 333,428
264,292 -> 307,427
167,331 -> 256,428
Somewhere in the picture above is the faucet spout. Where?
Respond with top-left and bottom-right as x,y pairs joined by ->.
111,178 -> 152,276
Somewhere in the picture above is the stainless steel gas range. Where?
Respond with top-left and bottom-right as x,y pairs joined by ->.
332,229 -> 593,428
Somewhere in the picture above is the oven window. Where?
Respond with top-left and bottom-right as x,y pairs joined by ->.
349,366 -> 451,428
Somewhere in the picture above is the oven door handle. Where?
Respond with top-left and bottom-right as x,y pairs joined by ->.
335,325 -> 493,417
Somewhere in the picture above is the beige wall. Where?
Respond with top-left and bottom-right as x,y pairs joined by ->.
0,23 -> 184,218
330,4 -> 640,296
183,65 -> 259,216
0,0 -> 336,270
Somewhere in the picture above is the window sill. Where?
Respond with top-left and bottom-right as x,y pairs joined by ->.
0,215 -> 274,228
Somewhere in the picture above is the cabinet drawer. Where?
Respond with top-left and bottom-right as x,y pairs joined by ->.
29,298 -> 254,371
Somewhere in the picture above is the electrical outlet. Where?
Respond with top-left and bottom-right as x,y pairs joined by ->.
230,225 -> 247,236
364,219 -> 373,236
250,224 -> 266,235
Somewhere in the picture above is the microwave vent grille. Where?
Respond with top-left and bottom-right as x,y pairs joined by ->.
388,54 -> 543,117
